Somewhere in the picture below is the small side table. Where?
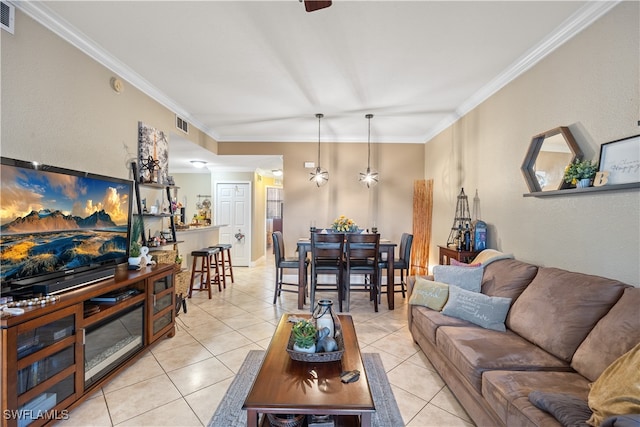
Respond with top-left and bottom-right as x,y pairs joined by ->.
439,245 -> 481,265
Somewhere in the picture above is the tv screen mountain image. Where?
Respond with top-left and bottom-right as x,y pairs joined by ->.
0,157 -> 133,285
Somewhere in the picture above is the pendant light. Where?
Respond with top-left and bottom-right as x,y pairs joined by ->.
310,113 -> 329,187
359,113 -> 379,188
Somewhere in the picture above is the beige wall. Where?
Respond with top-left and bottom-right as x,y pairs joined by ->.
425,2 -> 639,285
217,142 -> 425,256
1,11 -> 217,181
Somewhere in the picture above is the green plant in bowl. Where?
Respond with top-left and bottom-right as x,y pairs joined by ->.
291,320 -> 317,352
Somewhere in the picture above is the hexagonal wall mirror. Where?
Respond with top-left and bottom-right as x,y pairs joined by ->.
521,126 -> 583,193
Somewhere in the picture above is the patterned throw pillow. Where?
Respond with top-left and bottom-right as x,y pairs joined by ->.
408,277 -> 449,311
441,285 -> 512,331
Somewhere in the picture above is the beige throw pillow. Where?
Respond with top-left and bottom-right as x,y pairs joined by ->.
470,249 -> 514,266
408,277 -> 449,311
587,342 -> 640,426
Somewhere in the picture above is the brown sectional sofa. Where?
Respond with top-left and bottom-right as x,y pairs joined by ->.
407,257 -> 640,427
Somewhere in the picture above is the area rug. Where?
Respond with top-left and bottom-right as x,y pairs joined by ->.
208,350 -> 403,427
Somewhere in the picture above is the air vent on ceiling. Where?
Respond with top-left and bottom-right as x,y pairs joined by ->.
1,1 -> 15,34
176,115 -> 189,134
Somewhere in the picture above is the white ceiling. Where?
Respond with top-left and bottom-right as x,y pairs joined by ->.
17,1 -> 616,174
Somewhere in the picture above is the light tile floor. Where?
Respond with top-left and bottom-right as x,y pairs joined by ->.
57,255 -> 474,427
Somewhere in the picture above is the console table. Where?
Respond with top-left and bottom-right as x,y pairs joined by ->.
438,245 -> 481,265
1,264 -> 176,427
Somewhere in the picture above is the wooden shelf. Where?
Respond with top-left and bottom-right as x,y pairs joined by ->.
148,242 -> 184,250
83,293 -> 146,327
523,182 -> 640,197
138,182 -> 179,190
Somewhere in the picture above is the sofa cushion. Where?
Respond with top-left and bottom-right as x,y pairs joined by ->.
433,264 -> 483,292
411,305 -> 470,344
436,325 -> 571,393
481,258 -> 538,300
572,286 -> 640,381
441,285 -> 512,331
507,267 -> 627,362
528,391 -> 591,427
483,370 -> 590,426
409,277 -> 449,311
587,343 -> 640,427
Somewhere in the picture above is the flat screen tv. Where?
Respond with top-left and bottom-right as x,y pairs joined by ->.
0,157 -> 134,293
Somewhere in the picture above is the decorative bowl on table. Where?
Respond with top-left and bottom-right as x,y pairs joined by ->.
286,328 -> 345,362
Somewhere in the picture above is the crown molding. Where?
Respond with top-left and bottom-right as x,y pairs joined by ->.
423,1 -> 621,143
14,1 -> 218,141
14,1 -> 619,145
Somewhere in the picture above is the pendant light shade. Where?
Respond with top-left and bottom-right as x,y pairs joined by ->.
359,114 -> 379,188
310,113 -> 329,187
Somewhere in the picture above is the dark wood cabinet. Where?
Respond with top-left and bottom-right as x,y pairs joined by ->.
438,245 -> 481,265
1,264 -> 175,427
147,271 -> 175,344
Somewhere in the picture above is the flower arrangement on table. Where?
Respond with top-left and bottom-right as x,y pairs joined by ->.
331,215 -> 359,233
563,159 -> 598,185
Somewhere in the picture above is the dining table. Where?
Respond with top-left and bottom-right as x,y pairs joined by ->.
297,236 -> 398,311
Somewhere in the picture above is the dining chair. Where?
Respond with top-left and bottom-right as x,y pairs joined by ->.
378,232 -> 413,302
272,231 -> 309,305
310,232 -> 345,312
344,233 -> 380,312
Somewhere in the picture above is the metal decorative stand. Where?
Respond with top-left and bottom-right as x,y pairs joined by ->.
446,188 -> 472,247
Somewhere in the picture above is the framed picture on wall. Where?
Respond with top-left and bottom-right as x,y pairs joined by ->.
598,134 -> 640,185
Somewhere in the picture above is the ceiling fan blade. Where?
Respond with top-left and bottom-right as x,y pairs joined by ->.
304,1 -> 332,12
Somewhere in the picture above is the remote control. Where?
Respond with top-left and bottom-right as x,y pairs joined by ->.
340,370 -> 360,383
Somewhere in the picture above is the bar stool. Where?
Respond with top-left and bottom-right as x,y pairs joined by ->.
209,249 -> 225,290
189,247 -> 221,299
211,243 -> 234,287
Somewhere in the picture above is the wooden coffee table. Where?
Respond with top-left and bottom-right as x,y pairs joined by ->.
243,314 -> 375,426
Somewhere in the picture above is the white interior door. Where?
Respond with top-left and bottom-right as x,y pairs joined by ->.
216,182 -> 251,266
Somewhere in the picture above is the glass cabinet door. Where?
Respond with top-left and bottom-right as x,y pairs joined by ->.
13,307 -> 78,427
148,270 -> 175,344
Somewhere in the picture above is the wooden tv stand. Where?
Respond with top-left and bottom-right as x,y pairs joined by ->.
1,264 -> 176,427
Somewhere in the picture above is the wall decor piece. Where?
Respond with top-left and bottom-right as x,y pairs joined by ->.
521,127 -> 582,193
138,122 -> 169,184
598,134 -> 640,185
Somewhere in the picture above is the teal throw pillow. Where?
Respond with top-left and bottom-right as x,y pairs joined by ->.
433,265 -> 483,293
441,285 -> 512,331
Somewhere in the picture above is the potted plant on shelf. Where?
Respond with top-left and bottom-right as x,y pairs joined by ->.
128,241 -> 142,266
291,320 -> 317,353
564,159 -> 598,188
